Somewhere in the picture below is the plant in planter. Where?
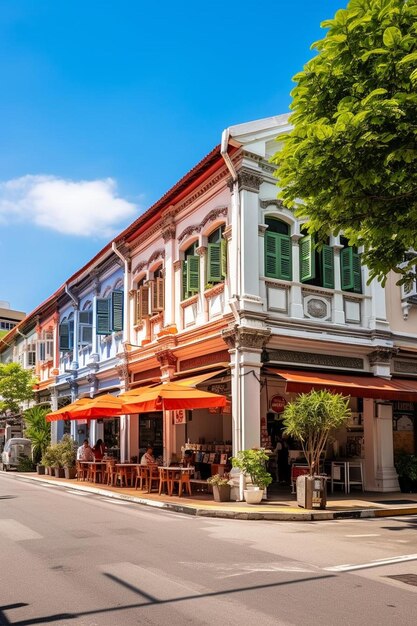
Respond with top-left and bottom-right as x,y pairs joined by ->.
282,390 -> 351,508
231,449 -> 272,504
60,435 -> 77,479
395,453 -> 417,493
23,405 -> 51,474
207,474 -> 231,502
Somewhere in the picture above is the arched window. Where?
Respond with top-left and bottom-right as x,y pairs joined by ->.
207,225 -> 226,284
182,241 -> 199,300
264,218 -> 292,281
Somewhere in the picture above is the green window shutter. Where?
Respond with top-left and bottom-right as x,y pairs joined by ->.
341,247 -> 354,290
278,234 -> 292,280
265,231 -> 279,278
186,255 -> 200,293
321,245 -> 335,289
59,323 -> 70,351
299,234 -> 316,282
96,298 -> 110,335
182,261 -> 188,300
207,243 -> 221,282
111,290 -> 124,331
221,238 -> 227,277
352,252 -> 362,293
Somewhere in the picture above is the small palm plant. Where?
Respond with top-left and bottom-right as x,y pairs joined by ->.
282,390 -> 351,476
23,405 -> 51,464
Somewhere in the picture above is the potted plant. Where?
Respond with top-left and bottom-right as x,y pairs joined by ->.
395,453 -> 417,493
23,405 -> 51,474
60,435 -> 77,479
231,449 -> 272,504
207,474 -> 231,502
282,390 -> 351,508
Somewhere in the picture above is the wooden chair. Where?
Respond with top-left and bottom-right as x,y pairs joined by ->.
76,461 -> 88,481
158,467 -> 171,495
116,464 -> 131,487
172,470 -> 192,497
135,465 -> 148,491
147,464 -> 159,493
104,459 -> 116,486
89,462 -> 104,484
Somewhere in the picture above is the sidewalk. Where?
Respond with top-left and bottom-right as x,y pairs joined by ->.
14,472 -> 417,521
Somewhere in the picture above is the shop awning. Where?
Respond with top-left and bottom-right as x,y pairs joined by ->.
266,368 -> 417,401
173,367 -> 229,387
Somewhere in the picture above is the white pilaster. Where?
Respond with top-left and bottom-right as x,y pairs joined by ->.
333,245 -> 346,324
374,402 -> 399,491
290,235 -> 303,318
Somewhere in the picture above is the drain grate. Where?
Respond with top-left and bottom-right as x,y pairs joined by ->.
372,499 -> 416,505
387,574 -> 417,587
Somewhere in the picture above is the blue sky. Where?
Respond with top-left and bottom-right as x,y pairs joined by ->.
0,0 -> 343,314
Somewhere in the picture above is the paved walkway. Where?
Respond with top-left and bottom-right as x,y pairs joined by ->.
15,472 -> 417,521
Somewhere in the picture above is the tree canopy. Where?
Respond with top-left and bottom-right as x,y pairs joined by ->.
273,0 -> 417,285
0,362 -> 35,415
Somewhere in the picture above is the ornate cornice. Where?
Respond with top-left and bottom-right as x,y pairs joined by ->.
260,199 -> 284,210
196,246 -> 207,257
175,168 -> 229,214
200,206 -> 228,230
368,347 -> 399,367
222,325 -> 271,350
155,348 -> 178,368
148,248 -> 165,265
132,260 -> 147,275
162,226 -> 176,242
237,168 -> 263,193
267,349 -> 364,370
173,260 -> 182,271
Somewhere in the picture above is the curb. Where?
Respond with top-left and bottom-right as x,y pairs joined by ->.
13,474 -> 417,522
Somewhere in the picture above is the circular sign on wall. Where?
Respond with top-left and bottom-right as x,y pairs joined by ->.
270,395 -> 287,414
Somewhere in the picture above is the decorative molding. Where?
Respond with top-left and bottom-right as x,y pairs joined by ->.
200,206 -> 228,230
162,226 -> 176,242
175,169 -> 229,214
196,246 -> 207,257
155,348 -> 178,368
267,349 -> 364,370
148,248 -> 165,265
260,199 -> 284,210
368,347 -> 399,367
179,350 -> 230,371
258,224 -> 268,235
180,294 -> 198,308
222,325 -> 271,351
132,260 -> 147,275
173,260 -> 182,271
237,168 -> 263,193
178,224 -> 199,244
265,280 -> 290,290
223,224 -> 232,241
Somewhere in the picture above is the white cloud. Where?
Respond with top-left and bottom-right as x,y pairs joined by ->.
0,175 -> 137,237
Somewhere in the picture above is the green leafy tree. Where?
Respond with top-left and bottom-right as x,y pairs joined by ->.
282,390 -> 351,476
23,406 -> 51,464
273,0 -> 417,285
0,362 -> 35,416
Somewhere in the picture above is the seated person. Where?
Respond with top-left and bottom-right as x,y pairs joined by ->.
182,450 -> 194,467
140,446 -> 155,465
92,438 -> 106,460
77,439 -> 94,462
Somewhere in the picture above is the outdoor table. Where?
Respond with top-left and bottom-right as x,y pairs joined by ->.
160,466 -> 195,497
81,461 -> 107,483
115,463 -> 140,487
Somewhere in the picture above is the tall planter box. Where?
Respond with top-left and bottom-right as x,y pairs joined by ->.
64,467 -> 76,479
213,484 -> 231,502
54,467 -> 65,478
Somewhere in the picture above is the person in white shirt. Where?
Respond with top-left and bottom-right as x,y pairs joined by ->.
140,446 -> 155,465
77,439 -> 94,461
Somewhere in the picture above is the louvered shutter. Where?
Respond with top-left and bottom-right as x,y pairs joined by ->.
352,252 -> 362,293
96,298 -> 110,335
207,243 -> 221,282
157,277 -> 164,310
299,235 -> 315,282
182,262 -> 188,299
80,325 -> 93,345
111,290 -> 124,331
341,248 -> 354,290
59,323 -> 70,351
137,285 -> 150,322
151,280 -> 158,313
265,231 -> 279,278
321,245 -> 335,289
221,238 -> 227,278
186,255 -> 200,293
278,234 -> 292,280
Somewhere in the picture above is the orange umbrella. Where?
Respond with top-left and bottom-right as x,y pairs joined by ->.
119,382 -> 227,413
53,394 -> 124,420
46,398 -> 93,422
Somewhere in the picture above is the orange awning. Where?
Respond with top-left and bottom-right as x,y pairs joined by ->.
46,398 -> 93,422
173,368 -> 228,387
119,382 -> 226,412
266,368 -> 417,401
47,394 -> 124,421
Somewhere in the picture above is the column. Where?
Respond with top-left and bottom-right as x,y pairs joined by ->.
333,243 -> 346,324
374,402 -> 399,491
290,234 -> 303,318
238,169 -> 263,311
162,215 -> 176,328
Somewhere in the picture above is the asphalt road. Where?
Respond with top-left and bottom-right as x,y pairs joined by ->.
1,472 -> 417,626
